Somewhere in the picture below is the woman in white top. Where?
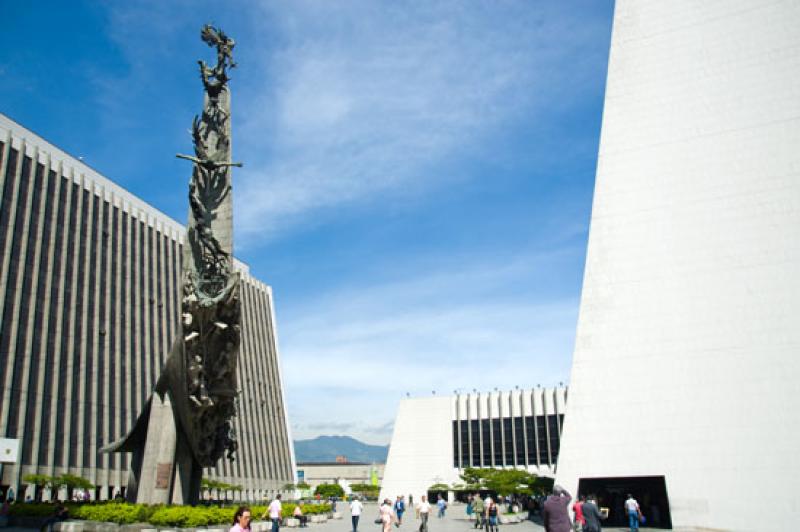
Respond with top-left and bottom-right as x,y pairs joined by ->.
380,498 -> 396,532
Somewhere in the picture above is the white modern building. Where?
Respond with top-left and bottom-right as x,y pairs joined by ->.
555,1 -> 800,530
380,387 -> 567,503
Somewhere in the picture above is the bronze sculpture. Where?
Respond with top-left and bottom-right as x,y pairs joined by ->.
103,25 -> 242,505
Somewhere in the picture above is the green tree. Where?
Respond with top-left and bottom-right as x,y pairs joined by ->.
459,468 -> 484,488
485,470 -> 538,496
314,483 -> 345,498
22,474 -> 51,502
57,474 -> 94,500
297,481 -> 311,490
458,468 -> 540,496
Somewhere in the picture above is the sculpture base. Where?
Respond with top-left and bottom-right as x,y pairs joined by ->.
125,393 -> 202,505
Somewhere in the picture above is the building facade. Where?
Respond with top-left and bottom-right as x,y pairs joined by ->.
296,462 -> 384,493
554,1 -> 800,530
0,113 -> 296,501
379,387 -> 567,503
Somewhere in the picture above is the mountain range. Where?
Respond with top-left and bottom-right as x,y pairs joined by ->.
294,435 -> 389,463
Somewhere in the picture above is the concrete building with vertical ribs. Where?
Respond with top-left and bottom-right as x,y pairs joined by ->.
0,113 -> 296,501
379,387 -> 567,503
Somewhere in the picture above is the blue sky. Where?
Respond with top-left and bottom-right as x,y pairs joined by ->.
2,1 -> 614,445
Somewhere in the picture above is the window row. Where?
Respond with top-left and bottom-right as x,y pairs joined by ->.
452,414 -> 564,468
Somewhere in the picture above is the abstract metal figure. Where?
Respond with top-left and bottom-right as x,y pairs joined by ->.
102,25 -> 243,505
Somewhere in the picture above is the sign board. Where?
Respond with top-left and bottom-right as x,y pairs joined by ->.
155,463 -> 172,489
0,439 -> 19,464
297,470 -> 304,481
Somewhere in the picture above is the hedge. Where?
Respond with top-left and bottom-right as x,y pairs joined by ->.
9,501 -> 333,527
72,503 -> 160,524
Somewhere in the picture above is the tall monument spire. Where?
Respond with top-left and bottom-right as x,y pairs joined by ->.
104,25 -> 243,505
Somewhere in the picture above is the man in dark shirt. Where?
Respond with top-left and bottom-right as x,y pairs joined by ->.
542,485 -> 572,532
581,495 -> 604,532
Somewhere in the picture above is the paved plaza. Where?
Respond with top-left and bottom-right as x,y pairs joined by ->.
0,501 -> 639,532
315,502 -> 632,532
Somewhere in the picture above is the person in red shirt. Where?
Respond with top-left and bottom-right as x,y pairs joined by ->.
572,495 -> 586,532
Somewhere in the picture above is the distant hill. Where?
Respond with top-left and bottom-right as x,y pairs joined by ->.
294,435 -> 388,463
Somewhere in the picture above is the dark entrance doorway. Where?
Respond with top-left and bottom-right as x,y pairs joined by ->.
577,476 -> 672,529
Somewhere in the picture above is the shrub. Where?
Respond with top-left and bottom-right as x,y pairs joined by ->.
8,501 -> 332,528
313,483 -> 344,499
72,503 -> 149,524
148,506 -> 214,528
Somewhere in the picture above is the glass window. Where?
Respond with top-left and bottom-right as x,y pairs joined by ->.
492,418 -> 502,465
108,205 -> 119,443
82,193 -> 99,466
525,416 -> 537,464
39,172 -> 67,465
537,415 -> 548,464
460,420 -> 469,466
452,420 -> 459,467
119,211 -> 128,437
514,417 -> 525,465
147,226 -> 156,386
503,418 -> 513,465
4,156 -> 34,437
470,419 -> 480,466
481,419 -> 491,466
19,163 -> 46,462
547,415 -> 560,464
0,148 -> 19,264
55,180 -> 80,467
69,189 -> 91,467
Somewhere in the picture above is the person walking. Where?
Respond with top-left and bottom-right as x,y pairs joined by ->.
380,498 -> 397,532
486,498 -> 499,532
542,485 -> 572,532
436,495 -> 447,519
395,495 -> 406,526
581,496 -> 604,532
350,496 -> 364,532
417,495 -> 431,532
624,494 -> 641,532
473,494 -> 485,530
572,495 -> 585,532
230,507 -> 252,532
262,494 -> 282,532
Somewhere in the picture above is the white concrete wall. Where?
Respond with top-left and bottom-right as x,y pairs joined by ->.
379,396 -> 456,502
555,1 -> 800,530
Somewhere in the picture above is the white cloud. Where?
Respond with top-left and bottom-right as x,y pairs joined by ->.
280,247 -> 580,444
234,1 -> 606,244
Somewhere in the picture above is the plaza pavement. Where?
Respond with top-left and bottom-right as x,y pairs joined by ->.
1,501 -> 634,532
321,501 -> 631,532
